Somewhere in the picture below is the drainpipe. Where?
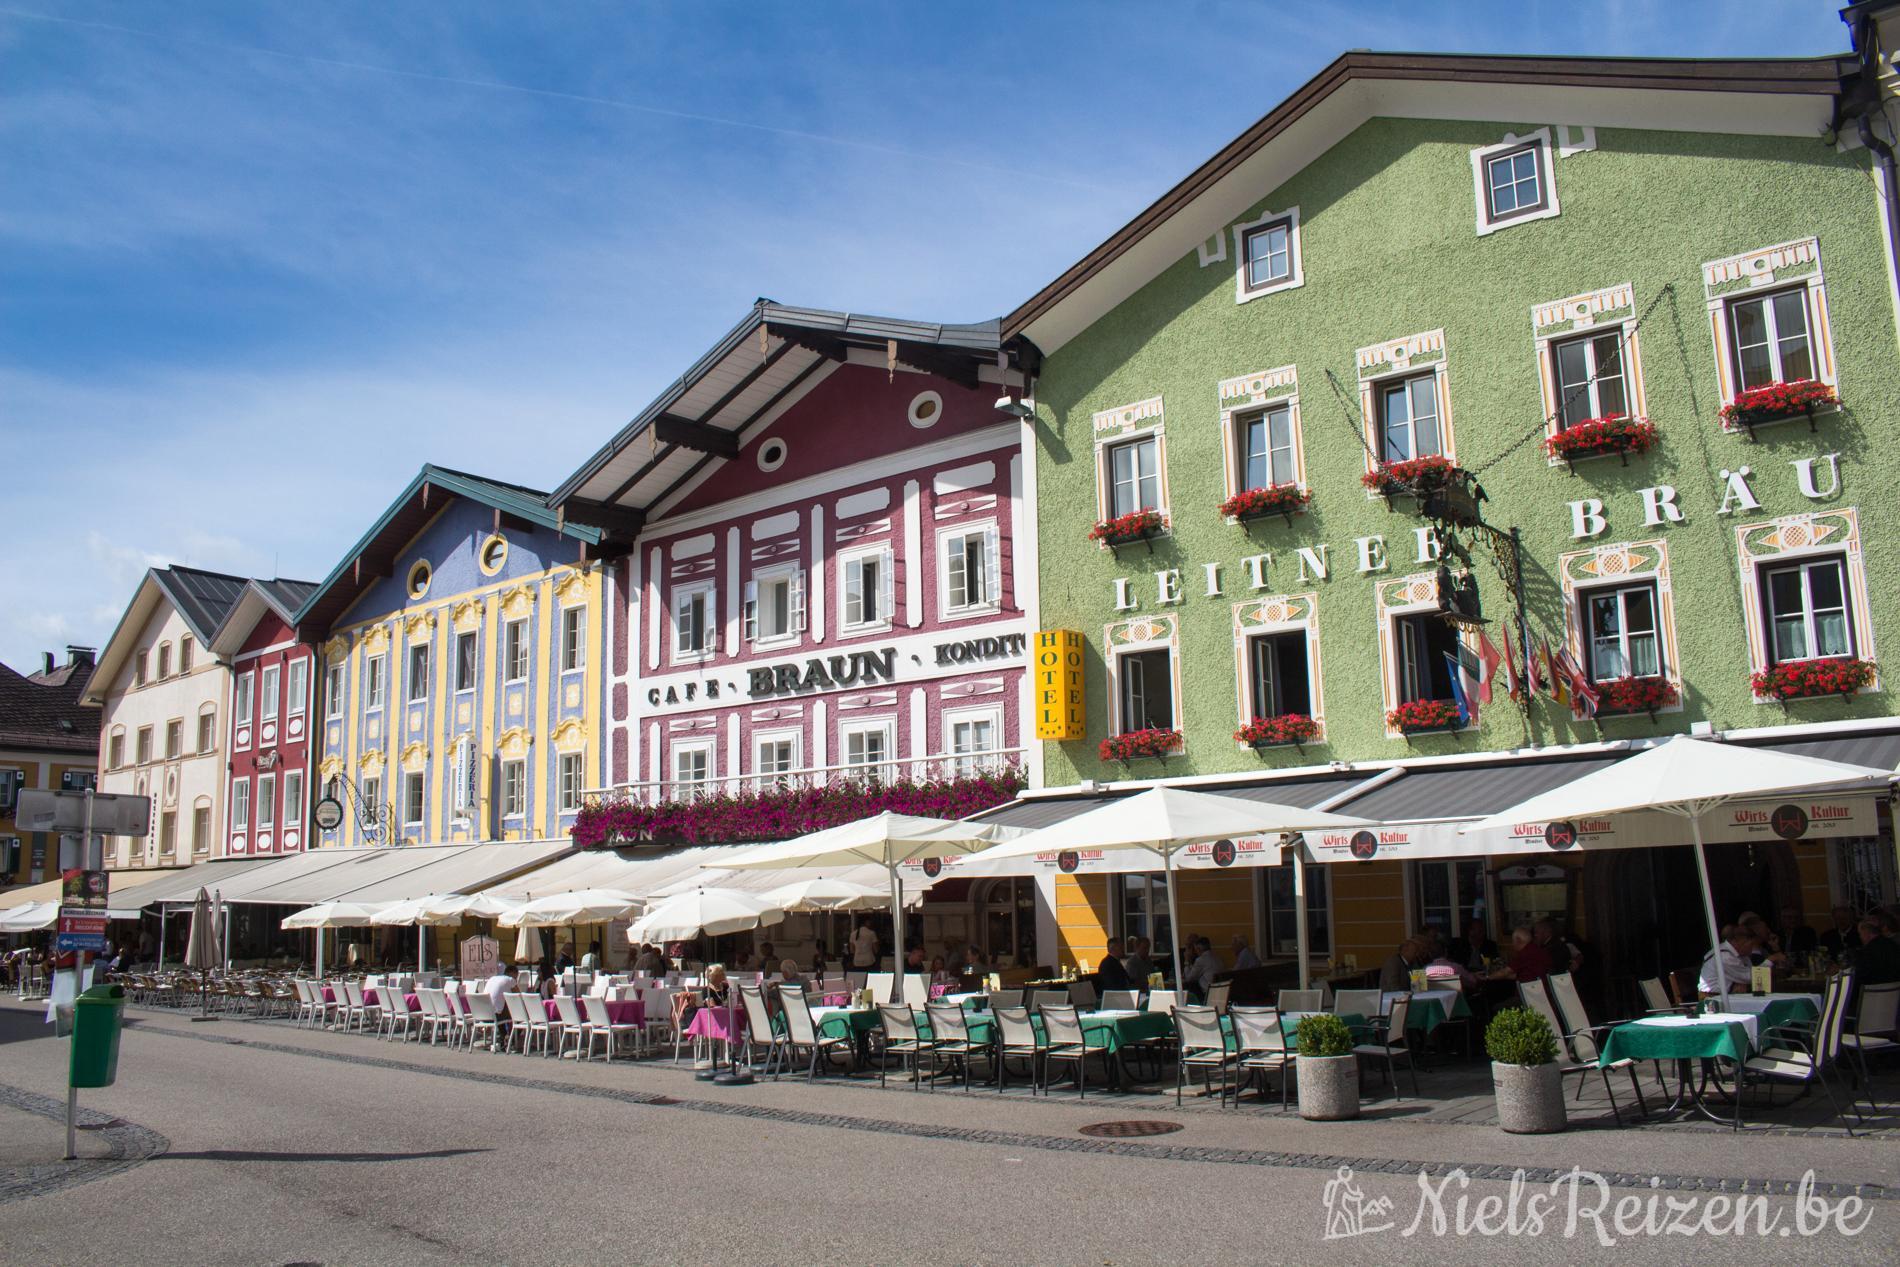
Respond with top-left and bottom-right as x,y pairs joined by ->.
1846,11 -> 1900,328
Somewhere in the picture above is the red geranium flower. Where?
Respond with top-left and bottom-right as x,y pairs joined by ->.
1098,728 -> 1182,762
1545,415 -> 1660,461
1234,714 -> 1321,746
1089,509 -> 1167,545
1362,454 -> 1458,494
1720,380 -> 1837,429
1219,484 -> 1311,520
1749,657 -> 1874,701
1386,698 -> 1463,733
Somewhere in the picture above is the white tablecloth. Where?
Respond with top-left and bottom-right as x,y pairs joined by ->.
1720,992 -> 1823,1016
1633,1011 -> 1761,1050
1383,989 -> 1459,1015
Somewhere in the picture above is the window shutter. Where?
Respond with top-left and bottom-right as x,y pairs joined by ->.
983,529 -> 1002,607
792,571 -> 808,633
743,580 -> 758,642
946,538 -> 968,610
844,559 -> 864,626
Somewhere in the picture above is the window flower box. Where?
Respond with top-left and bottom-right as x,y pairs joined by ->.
1220,484 -> 1310,525
1235,714 -> 1321,749
1089,509 -> 1168,550
1719,379 -> 1838,436
1361,456 -> 1482,526
1386,698 -> 1463,736
1099,728 -> 1182,763
1545,415 -> 1659,468
1749,657 -> 1875,703
1594,675 -> 1678,718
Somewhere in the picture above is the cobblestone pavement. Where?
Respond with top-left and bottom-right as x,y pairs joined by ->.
0,1082 -> 169,1206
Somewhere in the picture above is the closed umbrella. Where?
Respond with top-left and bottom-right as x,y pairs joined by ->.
628,889 -> 784,944
966,788 -> 1372,993
1463,734 -> 1892,1008
184,888 -> 219,1017
513,923 -> 540,967
710,814 -> 1022,1000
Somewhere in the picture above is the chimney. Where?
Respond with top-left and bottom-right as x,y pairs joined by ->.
42,652 -> 55,674
66,645 -> 96,668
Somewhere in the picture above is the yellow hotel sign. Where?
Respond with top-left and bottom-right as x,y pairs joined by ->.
1033,630 -> 1086,740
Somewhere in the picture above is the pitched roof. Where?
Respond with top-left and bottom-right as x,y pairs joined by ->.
293,464 -> 621,636
1003,50 -> 1853,353
204,577 -> 322,659
549,299 -> 1019,517
150,565 -> 250,644
0,654 -> 100,756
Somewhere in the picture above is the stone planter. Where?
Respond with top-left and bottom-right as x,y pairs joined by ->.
1296,1054 -> 1360,1121
1492,1060 -> 1566,1134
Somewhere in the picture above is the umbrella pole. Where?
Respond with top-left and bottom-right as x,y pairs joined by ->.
888,864 -> 905,1004
1690,812 -> 1728,1011
158,909 -> 167,972
1292,839 -> 1311,992
418,924 -> 425,976
1164,847 -> 1185,996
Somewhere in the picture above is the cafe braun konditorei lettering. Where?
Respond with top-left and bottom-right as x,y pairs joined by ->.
643,630 -> 1030,707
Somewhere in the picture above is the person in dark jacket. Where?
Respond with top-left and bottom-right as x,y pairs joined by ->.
1095,937 -> 1134,994
1450,918 -> 1498,972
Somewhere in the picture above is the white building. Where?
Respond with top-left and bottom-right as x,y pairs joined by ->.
85,566 -> 251,870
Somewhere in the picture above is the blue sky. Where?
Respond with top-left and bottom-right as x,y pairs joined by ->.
0,0 -> 1852,669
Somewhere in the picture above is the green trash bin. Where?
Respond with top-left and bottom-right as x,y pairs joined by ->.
70,982 -> 125,1089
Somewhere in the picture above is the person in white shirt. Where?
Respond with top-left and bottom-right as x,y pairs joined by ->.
851,919 -> 880,971
483,970 -> 517,1011
1698,929 -> 1756,996
1230,935 -> 1262,972
579,942 -> 601,972
1181,937 -> 1222,1001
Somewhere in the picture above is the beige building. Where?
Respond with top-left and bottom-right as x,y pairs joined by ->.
0,647 -> 102,889
85,566 -> 250,870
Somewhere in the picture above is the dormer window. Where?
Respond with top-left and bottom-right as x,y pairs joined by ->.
1471,130 -> 1559,236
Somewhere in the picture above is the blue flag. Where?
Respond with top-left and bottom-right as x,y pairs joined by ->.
1443,652 -> 1473,727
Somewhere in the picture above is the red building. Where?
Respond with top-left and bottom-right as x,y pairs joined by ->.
209,579 -> 319,856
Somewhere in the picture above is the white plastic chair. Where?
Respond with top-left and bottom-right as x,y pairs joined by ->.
551,994 -> 589,1059
1333,988 -> 1385,1019
1100,989 -> 1139,1011
382,988 -> 420,1041
463,992 -> 501,1051
581,996 -> 636,1061
867,972 -> 896,1004
504,992 -> 550,1056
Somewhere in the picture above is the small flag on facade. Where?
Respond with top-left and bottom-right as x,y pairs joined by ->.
1556,648 -> 1601,718
1475,630 -> 1503,705
1538,637 -> 1567,705
1443,652 -> 1473,727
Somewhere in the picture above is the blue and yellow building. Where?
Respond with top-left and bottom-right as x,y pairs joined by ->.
297,466 -> 631,847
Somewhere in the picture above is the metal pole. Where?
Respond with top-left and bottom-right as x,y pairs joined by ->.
887,863 -> 905,1004
1689,811 -> 1729,1011
65,788 -> 94,1161
1292,837 -> 1312,992
418,924 -> 425,976
1163,847 -> 1185,995
158,908 -> 167,972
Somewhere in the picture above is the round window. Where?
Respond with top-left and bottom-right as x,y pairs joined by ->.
478,534 -> 509,576
406,560 -> 432,599
757,438 -> 789,472
908,391 -> 943,429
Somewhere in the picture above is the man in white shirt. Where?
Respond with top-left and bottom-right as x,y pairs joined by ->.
484,969 -> 517,1011
851,919 -> 880,971
1230,935 -> 1262,972
1181,937 -> 1222,1001
1698,929 -> 1756,996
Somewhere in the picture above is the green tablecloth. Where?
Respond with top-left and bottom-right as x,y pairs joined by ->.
943,1010 -> 1172,1052
812,1008 -> 882,1041
1749,996 -> 1820,1037
1217,1012 -> 1370,1051
1598,1019 -> 1752,1066
1403,992 -> 1473,1034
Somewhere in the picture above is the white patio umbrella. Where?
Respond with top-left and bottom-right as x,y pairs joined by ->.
1463,734 -> 1892,1008
757,877 -> 894,912
0,901 -> 57,933
708,812 -> 1024,1003
967,787 -> 1374,993
628,888 -> 785,944
372,894 -> 521,974
280,901 -> 387,930
497,889 -> 641,928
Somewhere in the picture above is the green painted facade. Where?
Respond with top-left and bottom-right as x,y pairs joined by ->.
1032,116 -> 1900,787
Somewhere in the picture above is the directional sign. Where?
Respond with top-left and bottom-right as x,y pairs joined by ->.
14,789 -> 150,837
55,908 -> 108,954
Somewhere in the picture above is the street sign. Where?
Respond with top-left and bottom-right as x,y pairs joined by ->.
313,797 -> 344,831
61,869 -> 109,911
15,789 -> 150,837
55,908 -> 108,954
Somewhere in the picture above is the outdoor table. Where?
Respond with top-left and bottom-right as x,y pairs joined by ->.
1720,992 -> 1821,1040
811,1005 -> 881,1069
946,1008 -> 1171,1089
1382,989 -> 1471,1034
1599,1014 -> 1757,1126
940,991 -> 987,1010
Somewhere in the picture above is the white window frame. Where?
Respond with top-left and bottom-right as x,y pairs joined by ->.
500,760 -> 527,819
362,775 -> 382,819
406,643 -> 430,703
1375,572 -> 1476,735
257,773 -> 276,830
1231,204 -> 1304,303
671,581 -> 717,664
454,631 -> 477,693
365,655 -> 386,710
192,802 -> 211,855
1734,510 -> 1876,698
1581,581 -> 1664,683
744,564 -> 806,646
1104,433 -> 1163,519
672,740 -> 715,801
235,671 -> 255,726
837,544 -> 895,636
557,752 -> 584,813
752,729 -> 800,786
164,718 -> 182,760
283,770 -> 304,828
1725,286 -> 1818,394
1471,129 -> 1558,236
503,619 -> 530,683
1234,401 -> 1300,492
939,520 -> 1001,619
325,662 -> 344,718
1704,240 -> 1837,417
841,719 -> 897,784
179,636 -> 194,673
403,771 -> 425,827
1374,372 -> 1445,465
259,663 -> 280,724
136,726 -> 153,766
156,642 -> 171,680
943,706 -> 1002,779
286,659 -> 307,717
560,605 -> 586,672
1762,555 -> 1854,667
197,707 -> 215,754
231,777 -> 251,833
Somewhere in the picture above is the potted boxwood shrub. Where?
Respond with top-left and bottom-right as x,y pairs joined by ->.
1486,1006 -> 1565,1134
1294,1012 -> 1359,1121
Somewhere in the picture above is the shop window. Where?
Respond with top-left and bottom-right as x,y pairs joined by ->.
1413,859 -> 1487,943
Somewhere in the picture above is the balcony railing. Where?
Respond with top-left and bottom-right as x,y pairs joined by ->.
585,746 -> 1029,807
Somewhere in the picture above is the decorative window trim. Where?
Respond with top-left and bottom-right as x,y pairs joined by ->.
1092,396 -> 1170,529
1374,572 -> 1476,737
1531,283 -> 1647,460
670,580 -> 718,666
1356,331 -> 1454,483
1734,508 -> 1877,699
1217,366 -> 1305,503
1230,593 -> 1324,741
906,391 -> 943,430
559,604 -> 587,673
836,542 -> 895,637
937,519 -> 1002,621
1471,128 -> 1559,236
1558,540 -> 1682,710
1231,205 -> 1303,303
478,533 -> 509,576
1702,237 -> 1838,419
1103,613 -> 1183,745
756,436 -> 790,471
1195,232 -> 1227,267
671,738 -> 716,798
406,559 -> 432,600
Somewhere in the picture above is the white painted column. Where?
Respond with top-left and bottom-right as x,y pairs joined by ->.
724,528 -> 742,656
908,688 -> 927,780
809,504 -> 825,643
645,546 -> 662,674
647,721 -> 660,786
1010,447 -> 1039,790
726,713 -> 741,796
903,479 -> 922,629
813,699 -> 827,770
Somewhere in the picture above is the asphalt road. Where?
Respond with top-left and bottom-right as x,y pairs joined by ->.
1,998 -> 1895,1265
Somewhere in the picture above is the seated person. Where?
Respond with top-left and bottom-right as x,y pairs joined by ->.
1820,906 -> 1862,959
680,963 -> 731,1026
1780,906 -> 1818,957
1450,918 -> 1498,972
1378,938 -> 1424,992
1698,928 -> 1757,995
1850,916 -> 1900,990
1490,926 -> 1552,984
1180,937 -> 1221,1002
755,943 -> 776,973
1230,934 -> 1261,972
929,955 -> 956,987
770,959 -> 809,1008
1095,937 -> 1135,994
1424,946 -> 1479,994
632,943 -> 667,975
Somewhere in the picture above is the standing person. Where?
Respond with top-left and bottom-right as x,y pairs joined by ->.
580,941 -> 602,972
850,918 -> 880,973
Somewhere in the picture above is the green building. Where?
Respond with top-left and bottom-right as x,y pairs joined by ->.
997,49 -> 1900,989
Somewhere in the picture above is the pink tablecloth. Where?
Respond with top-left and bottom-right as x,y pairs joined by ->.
544,999 -> 644,1026
322,986 -> 336,1003
683,1006 -> 741,1042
